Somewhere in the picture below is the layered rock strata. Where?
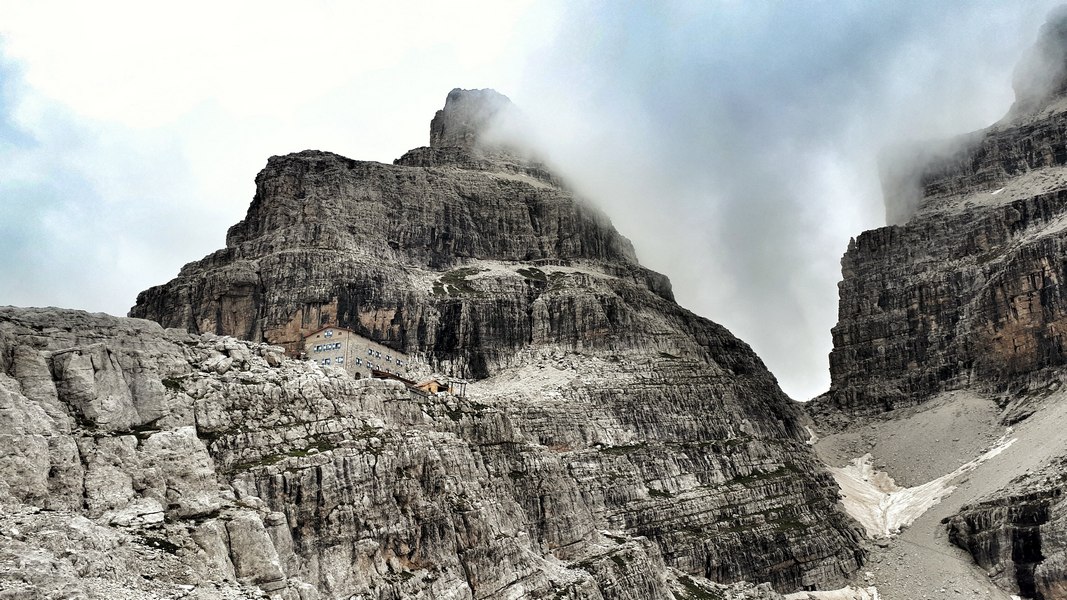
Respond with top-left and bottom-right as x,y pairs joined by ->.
948,455 -> 1067,599
0,307 -> 856,598
812,10 -> 1067,418
809,9 -> 1067,599
126,89 -> 865,594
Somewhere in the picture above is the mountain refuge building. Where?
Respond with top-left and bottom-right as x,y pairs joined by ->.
300,326 -> 414,379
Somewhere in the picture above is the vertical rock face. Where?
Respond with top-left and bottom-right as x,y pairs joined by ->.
121,89 -> 865,595
813,10 -> 1067,418
948,456 -> 1067,600
812,11 -> 1067,599
0,306 -> 855,599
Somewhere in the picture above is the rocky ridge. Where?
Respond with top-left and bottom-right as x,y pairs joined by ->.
0,305 -> 872,599
8,90 -> 869,596
948,454 -> 1067,600
1,306 -> 813,600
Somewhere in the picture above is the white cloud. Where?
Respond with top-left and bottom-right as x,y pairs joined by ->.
0,1 -> 539,128
0,1 -> 1060,401
0,0 -> 549,319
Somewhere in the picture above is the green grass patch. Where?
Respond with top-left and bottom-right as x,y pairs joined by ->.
546,271 -> 568,292
770,515 -> 809,531
676,575 -> 725,600
161,377 -> 184,391
137,534 -> 180,555
728,464 -> 798,485
648,487 -> 674,498
233,438 -> 337,471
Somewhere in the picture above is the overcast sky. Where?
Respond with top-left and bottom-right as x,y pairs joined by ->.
0,1 -> 1059,400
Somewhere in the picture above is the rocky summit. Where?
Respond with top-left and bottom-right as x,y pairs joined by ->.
0,89 -> 866,599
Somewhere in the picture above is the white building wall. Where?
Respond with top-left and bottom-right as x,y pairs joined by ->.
304,327 -> 415,379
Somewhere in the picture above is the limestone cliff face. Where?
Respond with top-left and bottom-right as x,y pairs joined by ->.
122,90 -> 865,595
0,307 -> 850,599
809,11 -> 1067,599
813,10 -> 1067,418
948,455 -> 1067,600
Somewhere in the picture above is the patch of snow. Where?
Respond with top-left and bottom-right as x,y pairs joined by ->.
920,165 -> 1067,216
487,170 -> 556,189
463,259 -> 610,282
784,585 -> 879,600
805,426 -> 819,446
408,259 -> 614,295
829,431 -> 1016,538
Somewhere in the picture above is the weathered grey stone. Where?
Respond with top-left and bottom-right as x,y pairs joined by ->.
811,8 -> 1067,422
139,427 -> 221,519
812,11 -> 1067,600
191,518 -> 239,582
226,513 -> 287,592
0,393 -> 51,503
126,89 -> 863,593
948,455 -> 1067,599
3,90 -> 866,598
1,292 -> 845,599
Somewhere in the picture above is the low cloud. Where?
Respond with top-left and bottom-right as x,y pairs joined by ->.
502,1 -> 1058,399
0,2 -> 1061,400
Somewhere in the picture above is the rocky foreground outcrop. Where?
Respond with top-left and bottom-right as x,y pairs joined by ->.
0,305 -> 857,593
948,454 -> 1067,600
0,307 -> 849,599
3,89 -> 867,597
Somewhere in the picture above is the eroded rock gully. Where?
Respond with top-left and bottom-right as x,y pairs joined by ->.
2,90 -> 864,598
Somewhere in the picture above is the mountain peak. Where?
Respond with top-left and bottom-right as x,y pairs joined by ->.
1009,6 -> 1067,118
429,88 -> 514,149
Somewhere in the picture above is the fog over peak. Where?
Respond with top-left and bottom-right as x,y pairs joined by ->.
496,1 -> 1061,399
0,1 -> 1061,400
